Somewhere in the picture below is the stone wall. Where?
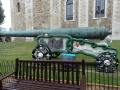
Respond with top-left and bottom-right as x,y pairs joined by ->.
88,0 -> 113,30
33,0 -> 51,29
61,0 -> 78,28
78,0 -> 88,27
10,0 -> 27,41
11,0 -> 26,29
112,0 -> 120,40
11,0 -> 114,30
50,0 -> 61,29
10,0 -> 120,40
25,0 -> 33,29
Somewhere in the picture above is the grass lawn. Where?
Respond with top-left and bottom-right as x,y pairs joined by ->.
110,40 -> 120,59
0,41 -> 36,60
0,40 -> 120,61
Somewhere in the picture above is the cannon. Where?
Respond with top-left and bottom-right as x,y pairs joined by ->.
0,27 -> 119,72
0,27 -> 11,42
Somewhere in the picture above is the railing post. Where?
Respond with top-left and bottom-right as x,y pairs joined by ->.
15,58 -> 19,79
80,60 -> 86,90
0,80 -> 3,90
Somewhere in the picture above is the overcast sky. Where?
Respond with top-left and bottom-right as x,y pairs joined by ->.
1,0 -> 11,28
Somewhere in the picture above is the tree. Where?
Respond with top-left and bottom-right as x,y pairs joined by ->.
0,1 -> 5,24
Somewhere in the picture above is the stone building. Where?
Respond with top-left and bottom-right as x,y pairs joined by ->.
10,0 -> 120,39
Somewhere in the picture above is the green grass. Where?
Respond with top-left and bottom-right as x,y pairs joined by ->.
110,40 -> 120,59
87,71 -> 120,86
0,40 -> 120,61
0,41 -> 36,60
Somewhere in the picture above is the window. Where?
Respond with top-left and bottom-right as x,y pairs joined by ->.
66,0 -> 73,20
95,0 -> 105,18
17,2 -> 20,12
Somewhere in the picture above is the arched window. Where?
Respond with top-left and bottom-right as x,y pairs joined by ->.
95,0 -> 105,17
66,0 -> 73,20
17,2 -> 20,12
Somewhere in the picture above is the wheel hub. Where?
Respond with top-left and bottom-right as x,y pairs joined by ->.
96,52 -> 118,73
37,52 -> 43,58
32,44 -> 51,60
104,60 -> 111,66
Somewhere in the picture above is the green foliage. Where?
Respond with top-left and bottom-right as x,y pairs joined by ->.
0,2 -> 5,24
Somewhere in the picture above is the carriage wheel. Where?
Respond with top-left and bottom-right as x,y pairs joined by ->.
96,52 -> 118,73
32,44 -> 51,60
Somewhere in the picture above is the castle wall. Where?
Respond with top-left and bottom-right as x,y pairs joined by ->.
24,0 -> 33,29
32,0 -> 51,29
50,0 -> 61,28
10,0 -> 120,40
10,0 -> 26,29
61,0 -> 78,28
112,0 -> 120,39
78,0 -> 88,27
88,0 -> 113,30
11,0 -> 113,29
24,0 -> 34,41
10,0 -> 26,41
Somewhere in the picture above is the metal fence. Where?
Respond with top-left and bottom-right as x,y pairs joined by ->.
85,62 -> 120,90
0,59 -> 119,90
0,60 -> 15,77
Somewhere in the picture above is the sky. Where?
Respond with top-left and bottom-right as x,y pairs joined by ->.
0,0 -> 11,28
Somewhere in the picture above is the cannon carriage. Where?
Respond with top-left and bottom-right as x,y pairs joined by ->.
0,27 -> 118,72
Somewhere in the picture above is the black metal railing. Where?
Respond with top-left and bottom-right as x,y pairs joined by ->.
85,62 -> 120,90
0,59 -> 119,90
15,59 -> 83,85
0,60 -> 15,89
0,60 -> 15,77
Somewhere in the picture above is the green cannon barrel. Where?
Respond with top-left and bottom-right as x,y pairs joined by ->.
0,27 -> 111,39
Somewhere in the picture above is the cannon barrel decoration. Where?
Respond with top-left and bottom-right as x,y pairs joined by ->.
0,27 -> 118,72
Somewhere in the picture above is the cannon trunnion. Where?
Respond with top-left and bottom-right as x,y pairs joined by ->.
0,27 -> 118,72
